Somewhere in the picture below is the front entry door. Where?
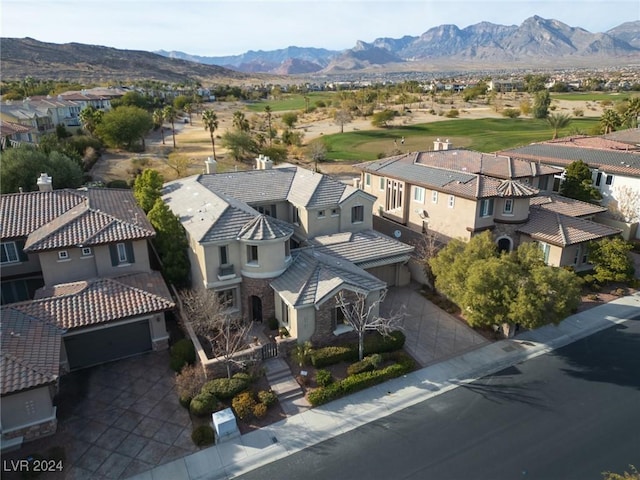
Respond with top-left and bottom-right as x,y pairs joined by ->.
251,295 -> 263,322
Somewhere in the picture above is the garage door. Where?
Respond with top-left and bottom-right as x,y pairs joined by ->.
64,320 -> 152,370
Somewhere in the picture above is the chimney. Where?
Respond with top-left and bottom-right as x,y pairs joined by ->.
353,177 -> 361,188
204,156 -> 217,174
442,139 -> 451,150
433,138 -> 441,151
255,154 -> 265,170
37,173 -> 53,192
263,156 -> 273,170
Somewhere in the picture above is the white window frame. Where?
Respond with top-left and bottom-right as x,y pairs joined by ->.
247,244 -> 259,264
364,173 -> 371,187
217,288 -> 236,309
379,177 -> 385,191
1,242 -> 20,264
413,186 -> 425,204
432,191 -> 438,204
503,199 -> 514,215
116,243 -> 128,263
317,210 -> 326,218
448,195 -> 455,208
81,247 -> 92,256
58,250 -> 69,260
540,242 -> 551,263
480,199 -> 494,217
351,205 -> 364,224
331,208 -> 340,217
605,174 -> 613,186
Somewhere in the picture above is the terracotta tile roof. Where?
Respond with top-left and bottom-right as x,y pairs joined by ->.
517,207 -> 620,247
602,128 -> 640,145
530,194 -> 607,217
496,179 -> 539,197
547,135 -> 639,152
0,121 -> 33,136
1,188 -> 154,249
13,272 -> 175,331
1,309 -> 62,395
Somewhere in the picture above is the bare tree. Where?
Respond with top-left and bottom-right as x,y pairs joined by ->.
333,109 -> 352,133
335,290 -> 403,361
609,185 -> 640,223
417,229 -> 445,290
181,289 -> 252,378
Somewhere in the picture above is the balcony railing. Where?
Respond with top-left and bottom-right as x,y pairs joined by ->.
218,264 -> 235,279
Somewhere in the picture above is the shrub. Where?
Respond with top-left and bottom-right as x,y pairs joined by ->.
310,345 -> 356,367
189,392 -> 219,417
347,353 -> 384,376
502,108 -> 521,118
257,389 -> 277,407
191,425 -> 215,447
170,338 -> 196,372
445,109 -> 459,118
315,369 -> 333,387
202,377 -> 247,400
278,327 -> 290,337
179,395 -> 192,409
362,331 -> 405,356
106,179 -> 129,189
232,392 -> 256,421
175,364 -> 206,405
308,362 -> 412,407
232,372 -> 253,384
253,402 -> 268,419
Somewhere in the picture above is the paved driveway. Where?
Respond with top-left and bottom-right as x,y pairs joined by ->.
3,350 -> 198,480
381,284 -> 488,366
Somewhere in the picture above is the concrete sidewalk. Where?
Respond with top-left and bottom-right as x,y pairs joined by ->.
127,293 -> 640,480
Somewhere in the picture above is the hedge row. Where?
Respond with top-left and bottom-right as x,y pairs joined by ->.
308,360 -> 412,407
310,331 -> 406,368
202,377 -> 248,400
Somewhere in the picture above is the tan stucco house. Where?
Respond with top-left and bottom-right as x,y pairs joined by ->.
356,142 -> 620,270
162,158 -> 413,344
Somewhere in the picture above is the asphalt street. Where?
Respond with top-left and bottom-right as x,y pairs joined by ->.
236,316 -> 640,480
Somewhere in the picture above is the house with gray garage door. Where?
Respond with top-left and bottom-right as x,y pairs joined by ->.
162,157 -> 413,344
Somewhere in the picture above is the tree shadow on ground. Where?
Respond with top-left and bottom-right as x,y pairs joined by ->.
551,318 -> 640,391
453,378 -> 550,411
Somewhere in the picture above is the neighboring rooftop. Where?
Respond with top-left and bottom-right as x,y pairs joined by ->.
1,308 -> 62,395
530,194 -> 607,217
517,206 -> 621,247
10,272 -> 174,331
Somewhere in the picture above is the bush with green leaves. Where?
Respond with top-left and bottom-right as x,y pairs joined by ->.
347,353 -> 383,376
310,331 -> 406,368
189,392 -> 219,417
308,362 -> 412,407
257,390 -> 277,407
315,369 -> 333,387
232,372 -> 253,384
169,338 -> 196,372
202,377 -> 247,400
310,345 -> 356,367
191,425 -> 215,447
232,391 -> 257,421
253,402 -> 268,419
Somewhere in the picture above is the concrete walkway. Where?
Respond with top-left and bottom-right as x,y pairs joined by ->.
127,292 -> 640,480
263,358 -> 310,416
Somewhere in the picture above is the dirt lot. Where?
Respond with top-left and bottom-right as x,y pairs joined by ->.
89,96 -> 605,184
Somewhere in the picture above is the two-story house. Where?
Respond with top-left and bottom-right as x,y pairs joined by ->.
1,175 -> 174,449
0,121 -> 35,149
499,131 -> 640,240
357,142 -> 620,271
162,158 -> 413,345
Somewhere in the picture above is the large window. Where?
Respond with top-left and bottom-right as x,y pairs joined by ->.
503,199 -> 513,215
247,245 -> 259,264
219,245 -> 229,265
217,288 -> 235,309
479,199 -> 494,217
605,175 -> 613,186
413,186 -> 425,203
109,242 -> 135,266
351,205 -> 364,223
538,175 -> 549,191
1,242 -> 19,264
539,242 -> 550,263
364,173 -> 371,187
281,299 -> 289,327
385,180 -> 404,211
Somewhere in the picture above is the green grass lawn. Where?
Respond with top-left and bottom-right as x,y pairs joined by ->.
551,92 -> 637,102
320,117 -> 601,161
245,92 -> 339,112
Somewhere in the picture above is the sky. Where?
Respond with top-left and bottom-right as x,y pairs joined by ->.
2,0 -> 639,57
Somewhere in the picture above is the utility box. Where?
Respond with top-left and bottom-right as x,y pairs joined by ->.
212,408 -> 240,443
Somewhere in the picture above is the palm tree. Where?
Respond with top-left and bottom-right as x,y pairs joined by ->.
623,97 -> 640,128
79,106 -> 102,136
152,109 -> 165,145
600,109 -> 622,134
232,111 -> 249,132
202,109 -> 219,159
264,105 -> 273,147
546,113 -> 572,140
163,105 -> 177,148
184,103 -> 193,125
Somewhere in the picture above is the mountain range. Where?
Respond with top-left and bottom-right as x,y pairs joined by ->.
158,16 -> 640,74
